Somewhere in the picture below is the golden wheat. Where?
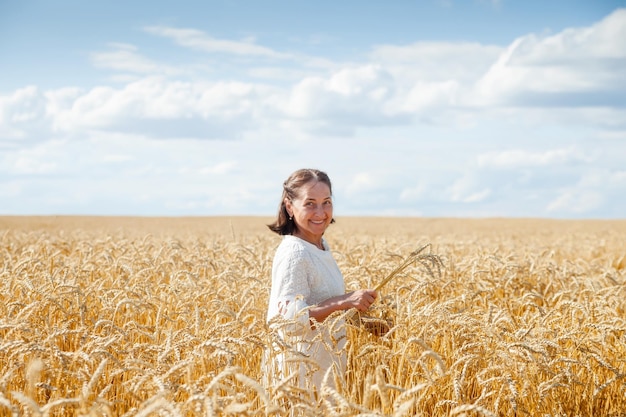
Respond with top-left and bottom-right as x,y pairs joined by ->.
0,216 -> 624,416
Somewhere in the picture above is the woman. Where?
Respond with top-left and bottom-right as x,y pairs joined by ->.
265,168 -> 378,393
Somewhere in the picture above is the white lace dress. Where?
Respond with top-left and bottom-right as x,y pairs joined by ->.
265,235 -> 347,392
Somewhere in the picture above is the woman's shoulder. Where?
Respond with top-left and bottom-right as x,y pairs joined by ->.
277,235 -> 309,253
273,236 -> 313,269
278,235 -> 329,260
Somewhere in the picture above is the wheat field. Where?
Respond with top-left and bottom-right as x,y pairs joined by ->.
0,216 -> 625,416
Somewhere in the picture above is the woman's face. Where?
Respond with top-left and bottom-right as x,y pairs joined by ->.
285,180 -> 333,244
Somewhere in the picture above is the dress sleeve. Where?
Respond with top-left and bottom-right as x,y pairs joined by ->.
272,249 -> 312,319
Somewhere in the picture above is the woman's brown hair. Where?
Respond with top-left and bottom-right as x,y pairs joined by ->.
267,168 -> 335,235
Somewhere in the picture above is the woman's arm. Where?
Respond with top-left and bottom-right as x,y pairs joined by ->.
308,289 -> 377,323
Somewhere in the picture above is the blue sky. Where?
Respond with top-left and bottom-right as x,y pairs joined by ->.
1,0 -> 625,218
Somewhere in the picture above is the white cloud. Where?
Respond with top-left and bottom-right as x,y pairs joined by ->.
0,86 -> 49,140
510,9 -> 626,64
102,154 -> 134,163
370,41 -> 502,82
579,169 -> 626,189
544,168 -> 626,215
595,129 -> 626,141
464,189 -> 492,203
45,77 -> 271,139
197,161 -> 236,175
142,26 -> 337,71
279,65 -> 401,127
396,80 -> 460,113
547,189 -> 604,214
447,174 -> 492,203
2,8 -> 625,217
0,140 -> 65,175
476,147 -> 591,169
345,172 -> 378,196
6,9 -> 625,146
399,183 -> 427,202
13,157 -> 57,175
247,66 -> 318,82
91,43 -> 184,76
369,41 -> 501,117
144,26 -> 292,59
0,180 -> 21,198
474,9 -> 626,106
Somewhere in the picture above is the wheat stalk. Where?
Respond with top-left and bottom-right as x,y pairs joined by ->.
374,244 -> 443,292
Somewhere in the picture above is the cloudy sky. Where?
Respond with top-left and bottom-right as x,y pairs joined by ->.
1,0 -> 625,218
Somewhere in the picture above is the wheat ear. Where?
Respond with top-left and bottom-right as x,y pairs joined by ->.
374,243 -> 443,292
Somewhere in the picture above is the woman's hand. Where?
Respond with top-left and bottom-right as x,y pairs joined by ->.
308,289 -> 378,323
343,289 -> 378,312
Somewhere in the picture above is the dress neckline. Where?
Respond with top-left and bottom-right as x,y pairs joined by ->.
288,235 -> 326,251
